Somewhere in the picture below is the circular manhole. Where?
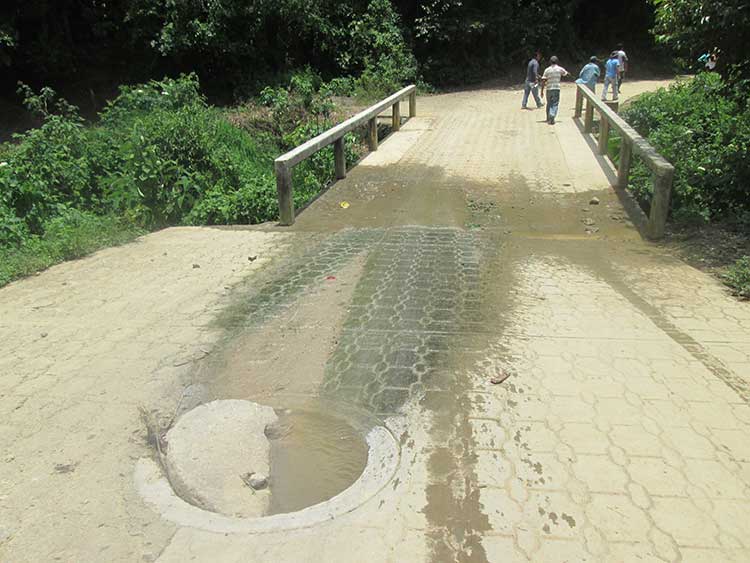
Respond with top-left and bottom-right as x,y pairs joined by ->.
135,398 -> 399,532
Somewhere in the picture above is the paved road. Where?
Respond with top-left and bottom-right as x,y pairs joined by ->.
2,81 -> 750,562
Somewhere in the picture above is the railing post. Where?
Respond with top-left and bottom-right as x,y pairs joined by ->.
597,114 -> 610,155
584,100 -> 594,134
275,161 -> 294,226
368,117 -> 378,151
392,101 -> 401,131
646,167 -> 674,240
409,91 -> 417,118
617,140 -> 632,188
604,100 -> 620,113
575,86 -> 583,118
334,137 -> 346,179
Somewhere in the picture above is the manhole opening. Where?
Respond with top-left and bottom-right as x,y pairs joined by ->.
265,408 -> 369,515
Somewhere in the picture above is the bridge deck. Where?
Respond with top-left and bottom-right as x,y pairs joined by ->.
2,81 -> 750,563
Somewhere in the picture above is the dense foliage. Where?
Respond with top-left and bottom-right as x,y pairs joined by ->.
1,0 -> 658,97
1,0 -> 419,98
0,73 -> 362,285
652,0 -> 750,86
621,73 -> 750,223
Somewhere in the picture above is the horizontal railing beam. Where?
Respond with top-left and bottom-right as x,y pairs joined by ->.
573,84 -> 675,240
275,85 -> 416,168
575,84 -> 673,176
274,84 -> 417,226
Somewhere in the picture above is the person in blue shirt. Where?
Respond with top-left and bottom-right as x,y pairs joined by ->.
602,52 -> 620,101
521,51 -> 544,110
576,57 -> 600,93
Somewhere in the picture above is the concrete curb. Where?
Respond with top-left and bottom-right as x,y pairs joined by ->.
134,426 -> 400,533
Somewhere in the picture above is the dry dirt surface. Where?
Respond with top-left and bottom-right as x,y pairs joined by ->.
2,80 -> 750,563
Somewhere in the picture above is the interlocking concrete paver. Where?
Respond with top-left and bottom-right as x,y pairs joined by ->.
3,80 -> 750,562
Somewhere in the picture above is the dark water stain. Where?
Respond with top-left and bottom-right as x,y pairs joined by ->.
562,513 -> 577,528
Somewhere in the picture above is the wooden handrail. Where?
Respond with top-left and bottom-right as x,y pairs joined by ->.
574,84 -> 675,240
274,85 -> 417,225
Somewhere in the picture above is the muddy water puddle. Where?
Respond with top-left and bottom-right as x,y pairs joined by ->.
266,408 -> 368,515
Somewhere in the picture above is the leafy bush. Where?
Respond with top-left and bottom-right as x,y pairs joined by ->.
723,256 -> 750,299
323,77 -> 357,97
0,72 -> 367,286
345,0 -> 418,100
99,74 -> 206,126
184,118 -> 280,225
622,73 -> 750,222
0,89 -> 96,234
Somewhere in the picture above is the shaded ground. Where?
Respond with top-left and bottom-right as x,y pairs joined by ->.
2,79 -> 750,562
664,223 -> 750,282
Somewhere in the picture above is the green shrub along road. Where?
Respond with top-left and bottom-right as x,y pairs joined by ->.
2,1 -> 749,289
620,73 -> 750,224
0,73 -> 364,286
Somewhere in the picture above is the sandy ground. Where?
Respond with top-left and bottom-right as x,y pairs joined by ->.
2,79 -> 750,562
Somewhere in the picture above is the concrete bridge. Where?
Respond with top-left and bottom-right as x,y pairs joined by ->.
1,81 -> 749,562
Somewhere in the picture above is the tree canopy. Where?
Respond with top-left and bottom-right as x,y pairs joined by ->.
652,0 -> 750,84
1,0 -> 662,97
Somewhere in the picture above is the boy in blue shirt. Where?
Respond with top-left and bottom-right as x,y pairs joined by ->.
602,52 -> 620,101
576,57 -> 600,93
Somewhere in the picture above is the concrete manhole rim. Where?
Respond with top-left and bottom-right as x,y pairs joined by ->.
134,425 -> 400,533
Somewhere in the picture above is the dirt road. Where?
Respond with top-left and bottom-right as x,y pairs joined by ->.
2,80 -> 750,562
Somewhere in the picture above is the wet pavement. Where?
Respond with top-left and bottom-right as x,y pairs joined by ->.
2,81 -> 750,562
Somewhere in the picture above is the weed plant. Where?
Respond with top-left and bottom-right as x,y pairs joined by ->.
0,72 -> 367,286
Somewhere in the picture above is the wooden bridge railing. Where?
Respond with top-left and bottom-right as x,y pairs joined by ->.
274,85 -> 417,225
574,84 -> 675,239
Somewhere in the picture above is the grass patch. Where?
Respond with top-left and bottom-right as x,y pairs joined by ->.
0,211 -> 143,286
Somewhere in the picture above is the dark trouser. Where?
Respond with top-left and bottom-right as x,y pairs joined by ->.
522,81 -> 543,108
546,90 -> 560,123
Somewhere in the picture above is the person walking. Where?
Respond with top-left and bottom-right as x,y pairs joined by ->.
576,56 -> 600,93
602,52 -> 620,101
522,51 -> 544,110
615,43 -> 628,93
540,56 -> 568,125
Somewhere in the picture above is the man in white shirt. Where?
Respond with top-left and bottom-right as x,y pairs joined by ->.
616,43 -> 628,93
540,56 -> 569,125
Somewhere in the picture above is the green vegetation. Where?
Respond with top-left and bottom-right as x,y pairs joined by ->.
0,212 -> 142,287
1,1 -> 655,93
0,73 -> 364,286
723,257 -> 750,299
2,0 -> 749,288
617,73 -> 750,224
652,0 -> 750,84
